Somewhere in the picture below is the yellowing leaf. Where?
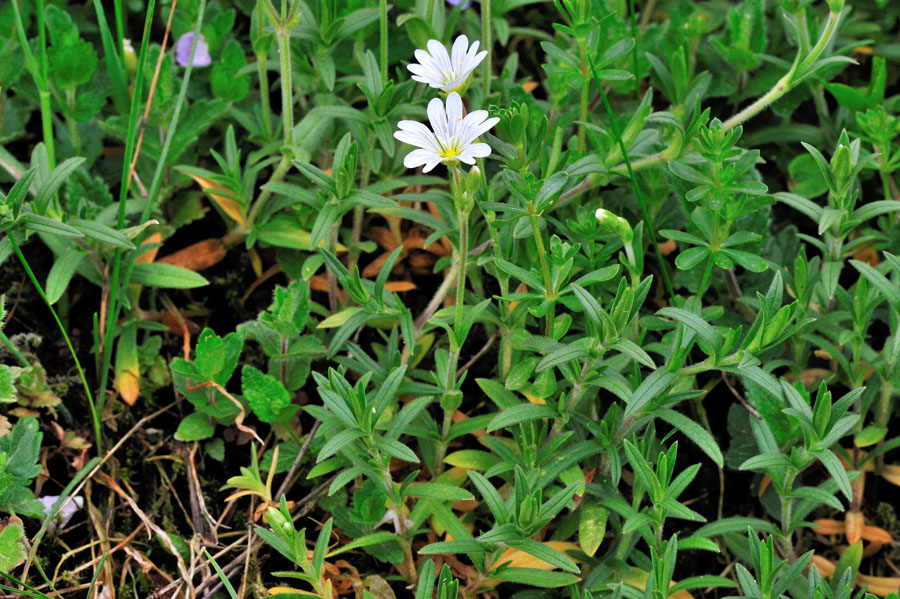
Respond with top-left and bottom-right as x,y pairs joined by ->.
268,587 -> 320,596
497,542 -> 580,570
318,307 -> 363,329
115,370 -> 140,407
523,390 -> 547,405
184,172 -> 245,226
881,464 -> 900,486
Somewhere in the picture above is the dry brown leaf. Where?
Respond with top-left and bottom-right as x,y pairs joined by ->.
157,238 -> 227,272
384,281 -> 416,292
658,239 -> 677,256
856,573 -> 900,596
863,525 -> 893,544
813,519 -> 845,535
845,510 -> 864,544
852,247 -> 879,267
136,232 -> 162,264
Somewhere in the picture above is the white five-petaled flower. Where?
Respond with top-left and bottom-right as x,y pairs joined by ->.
408,35 -> 487,93
394,92 -> 498,173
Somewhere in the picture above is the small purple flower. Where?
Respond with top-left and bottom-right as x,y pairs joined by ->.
175,32 -> 212,67
447,0 -> 472,8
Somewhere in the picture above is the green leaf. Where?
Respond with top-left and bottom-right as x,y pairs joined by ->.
694,517 -> 775,537
486,404 -> 556,432
419,540 -> 489,554
34,157 -> 86,213
490,568 -> 580,588
241,365 -> 291,424
0,524 -> 26,573
468,471 -> 507,524
813,449 -> 853,502
655,408 -> 723,466
174,412 -> 215,441
318,429 -> 365,462
578,499 -> 607,557
656,307 -> 719,348
21,214 -> 83,238
404,483 -> 474,501
69,218 -> 135,249
0,365 -> 18,403
326,532 -> 400,557
45,249 -> 84,304
507,539 -> 579,573
624,370 -> 676,418
849,260 -> 900,313
210,40 -> 250,102
130,263 -> 209,288
444,450 -> 496,471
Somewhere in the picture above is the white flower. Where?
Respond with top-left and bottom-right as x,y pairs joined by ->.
39,495 -> 84,531
394,92 -> 498,173
408,35 -> 487,93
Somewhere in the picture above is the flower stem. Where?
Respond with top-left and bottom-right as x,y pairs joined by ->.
577,38 -> 589,153
257,53 -> 273,141
482,0 -> 492,100
455,207 -> 469,335
9,235 -> 100,453
587,54 -> 675,300
276,26 -> 294,144
380,0 -> 388,86
528,209 -> 555,337
722,9 -> 840,132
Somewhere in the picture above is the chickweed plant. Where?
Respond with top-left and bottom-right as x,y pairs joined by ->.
1,0 -> 900,598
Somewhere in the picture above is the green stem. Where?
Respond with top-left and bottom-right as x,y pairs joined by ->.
247,157 -> 291,227
0,330 -> 29,368
277,27 -> 294,145
379,0 -> 388,87
528,209 -> 555,336
455,208 -> 469,335
257,53 -> 274,141
577,39 -> 589,153
9,235 -> 100,453
36,0 -> 55,168
482,0 -> 492,100
722,9 -> 840,132
587,55 -> 674,300
721,73 -> 791,132
95,0 -> 158,447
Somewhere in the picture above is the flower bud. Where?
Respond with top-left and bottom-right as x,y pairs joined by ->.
465,166 -> 482,196
594,208 -> 634,243
122,39 -> 138,76
830,143 -> 852,190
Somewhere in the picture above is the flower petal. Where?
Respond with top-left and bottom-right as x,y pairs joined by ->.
404,148 -> 441,169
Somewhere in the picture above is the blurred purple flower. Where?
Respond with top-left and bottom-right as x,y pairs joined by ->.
447,0 -> 472,9
175,32 -> 212,67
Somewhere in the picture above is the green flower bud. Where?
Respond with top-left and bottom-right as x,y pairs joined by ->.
123,39 -> 138,76
830,143 -> 852,190
465,166 -> 482,196
594,209 -> 634,243
594,208 -> 619,233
